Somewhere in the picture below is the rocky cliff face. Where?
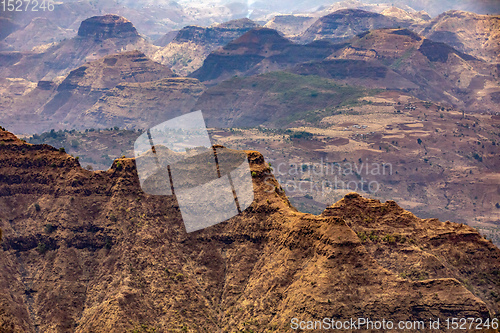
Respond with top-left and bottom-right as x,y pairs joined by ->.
0,51 -> 195,134
0,128 -> 498,332
77,14 -> 139,40
264,14 -> 317,38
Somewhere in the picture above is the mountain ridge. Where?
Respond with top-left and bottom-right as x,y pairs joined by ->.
0,128 -> 498,332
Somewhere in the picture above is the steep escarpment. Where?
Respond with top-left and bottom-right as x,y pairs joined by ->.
0,51 -> 202,134
0,128 -> 498,332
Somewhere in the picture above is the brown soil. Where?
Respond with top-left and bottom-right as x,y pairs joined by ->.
0,128 -> 498,332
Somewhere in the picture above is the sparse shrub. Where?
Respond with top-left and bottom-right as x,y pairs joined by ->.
116,161 -> 123,170
382,234 -> 396,243
36,242 -> 47,254
175,273 -> 184,281
59,147 -> 65,153
357,231 -> 368,242
368,232 -> 379,242
44,224 -> 55,233
251,171 -> 257,177
109,213 -> 117,222
34,203 -> 41,212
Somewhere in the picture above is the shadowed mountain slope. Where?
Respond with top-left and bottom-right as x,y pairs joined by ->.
190,27 -> 346,85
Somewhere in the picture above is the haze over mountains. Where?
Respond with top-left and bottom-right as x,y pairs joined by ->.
0,3 -> 498,228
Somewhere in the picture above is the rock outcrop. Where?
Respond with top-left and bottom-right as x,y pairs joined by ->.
152,18 -> 260,76
77,14 -> 139,40
0,51 -> 196,134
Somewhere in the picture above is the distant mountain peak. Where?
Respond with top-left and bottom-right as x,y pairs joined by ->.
216,18 -> 259,29
300,8 -> 410,44
326,8 -> 383,18
229,27 -> 291,48
77,14 -> 139,40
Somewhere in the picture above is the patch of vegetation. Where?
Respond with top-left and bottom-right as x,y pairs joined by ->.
356,231 -> 380,243
226,72 -> 378,126
400,268 -> 429,280
44,224 -> 56,234
288,130 -> 313,139
390,47 -> 415,70
36,242 -> 48,254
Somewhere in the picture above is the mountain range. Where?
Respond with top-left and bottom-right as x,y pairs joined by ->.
0,3 -> 499,331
